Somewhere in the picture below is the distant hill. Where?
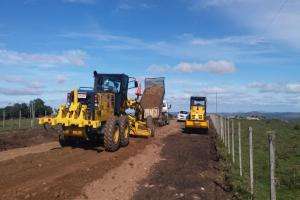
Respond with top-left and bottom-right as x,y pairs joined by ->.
218,112 -> 300,121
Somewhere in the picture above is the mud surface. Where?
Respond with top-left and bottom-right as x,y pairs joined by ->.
0,137 -> 151,200
0,121 -> 230,200
0,128 -> 57,151
133,125 -> 230,200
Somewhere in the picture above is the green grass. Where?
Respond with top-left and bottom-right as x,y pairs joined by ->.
217,119 -> 300,200
0,118 -> 38,133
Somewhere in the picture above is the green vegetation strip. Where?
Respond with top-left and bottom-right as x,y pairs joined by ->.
217,119 -> 299,200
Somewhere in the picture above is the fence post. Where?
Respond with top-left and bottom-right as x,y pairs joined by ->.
269,132 -> 276,200
228,119 -> 231,154
238,122 -> 242,176
225,118 -> 227,145
219,116 -> 221,138
19,110 -> 21,129
249,126 -> 254,197
232,120 -> 235,163
221,117 -> 224,143
2,109 -> 5,129
30,103 -> 32,128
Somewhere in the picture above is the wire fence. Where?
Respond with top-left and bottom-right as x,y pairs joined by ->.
0,108 -> 45,132
210,114 -> 299,200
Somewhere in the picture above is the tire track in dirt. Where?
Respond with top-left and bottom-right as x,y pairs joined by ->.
0,122 -> 177,200
0,137 -> 148,199
133,123 -> 231,200
0,141 -> 59,162
76,121 -> 179,200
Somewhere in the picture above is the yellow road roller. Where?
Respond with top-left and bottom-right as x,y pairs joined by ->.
185,96 -> 209,131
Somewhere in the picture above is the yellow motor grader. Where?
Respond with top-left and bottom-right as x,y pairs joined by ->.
185,96 -> 209,132
39,71 -> 155,152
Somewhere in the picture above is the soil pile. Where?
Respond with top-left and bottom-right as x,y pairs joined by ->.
140,85 -> 165,109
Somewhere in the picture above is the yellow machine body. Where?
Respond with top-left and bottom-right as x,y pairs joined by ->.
185,96 -> 209,130
39,89 -> 115,138
39,90 -> 153,139
126,99 -> 154,137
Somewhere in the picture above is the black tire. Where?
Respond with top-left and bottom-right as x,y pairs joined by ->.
59,134 -> 68,147
104,116 -> 120,152
119,115 -> 130,147
146,116 -> 155,137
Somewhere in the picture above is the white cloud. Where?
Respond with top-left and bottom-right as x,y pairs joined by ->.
148,60 -> 236,74
63,0 -> 95,4
190,0 -> 300,48
0,49 -> 87,67
2,75 -> 44,89
249,82 -> 300,94
147,64 -> 171,73
0,87 -> 42,96
190,35 -> 266,46
175,60 -> 236,74
167,81 -> 300,112
116,1 -> 153,11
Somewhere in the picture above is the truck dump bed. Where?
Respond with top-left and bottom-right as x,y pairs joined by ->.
140,77 -> 165,118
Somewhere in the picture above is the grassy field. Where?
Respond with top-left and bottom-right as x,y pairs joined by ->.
217,118 -> 299,200
0,118 -> 38,133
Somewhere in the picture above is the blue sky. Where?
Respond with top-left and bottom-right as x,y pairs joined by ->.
0,0 -> 300,112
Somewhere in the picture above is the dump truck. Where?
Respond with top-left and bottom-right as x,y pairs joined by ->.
185,96 -> 209,131
140,77 -> 170,126
39,71 -> 155,152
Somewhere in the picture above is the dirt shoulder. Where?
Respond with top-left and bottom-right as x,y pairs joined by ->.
0,128 -> 57,152
133,124 -> 231,200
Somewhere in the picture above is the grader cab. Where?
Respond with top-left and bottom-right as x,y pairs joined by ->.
39,71 -> 155,152
185,96 -> 209,131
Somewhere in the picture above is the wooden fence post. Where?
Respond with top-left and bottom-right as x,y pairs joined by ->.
19,110 -> 21,129
224,118 -> 227,147
269,132 -> 276,200
232,120 -> 235,163
2,109 -> 5,129
249,126 -> 254,197
238,122 -> 242,176
221,117 -> 224,143
228,119 -> 231,154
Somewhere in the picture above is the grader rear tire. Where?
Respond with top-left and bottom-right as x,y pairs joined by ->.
146,116 -> 155,137
104,116 -> 120,152
119,115 -> 130,147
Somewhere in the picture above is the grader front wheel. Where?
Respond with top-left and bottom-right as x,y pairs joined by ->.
104,116 -> 120,152
119,115 -> 130,147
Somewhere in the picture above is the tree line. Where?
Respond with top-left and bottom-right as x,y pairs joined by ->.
0,98 -> 53,119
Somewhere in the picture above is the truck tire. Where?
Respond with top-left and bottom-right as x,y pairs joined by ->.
104,116 -> 120,152
119,115 -> 130,147
146,116 -> 155,137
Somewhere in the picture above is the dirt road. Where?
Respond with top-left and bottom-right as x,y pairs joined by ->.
0,121 -> 230,200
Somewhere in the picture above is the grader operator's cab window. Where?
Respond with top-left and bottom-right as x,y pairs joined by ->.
101,78 -> 121,93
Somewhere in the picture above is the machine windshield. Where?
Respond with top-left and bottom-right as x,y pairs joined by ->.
101,78 -> 121,93
191,99 -> 205,106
